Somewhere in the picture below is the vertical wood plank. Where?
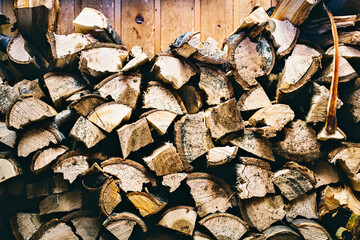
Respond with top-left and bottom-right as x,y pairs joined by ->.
160,0 -> 194,51
154,0 -> 161,54
194,0 -> 200,32
57,0 -> 75,34
239,0 -> 272,24
114,0 -> 121,37
200,0 -> 233,45
121,0 -> 155,58
234,0 -> 241,30
1,0 -> 16,37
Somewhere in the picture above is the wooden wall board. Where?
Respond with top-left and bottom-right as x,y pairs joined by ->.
160,0 -> 195,51
58,0 -> 75,34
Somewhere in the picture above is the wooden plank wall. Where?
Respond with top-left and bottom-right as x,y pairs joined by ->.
0,0 -> 277,57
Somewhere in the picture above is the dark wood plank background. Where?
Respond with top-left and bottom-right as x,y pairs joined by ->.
0,0 -> 277,57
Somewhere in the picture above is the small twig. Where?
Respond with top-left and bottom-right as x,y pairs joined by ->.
323,0 -> 339,135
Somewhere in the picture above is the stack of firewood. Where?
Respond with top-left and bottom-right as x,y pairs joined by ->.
1,0 -> 360,239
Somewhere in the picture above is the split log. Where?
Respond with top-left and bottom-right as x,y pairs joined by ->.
175,112 -> 214,164
158,206 -> 197,236
199,213 -> 248,240
13,79 -> 46,100
193,37 -> 226,65
17,127 -> 63,157
225,33 -> 275,90
235,158 -> 275,199
285,192 -> 318,222
228,129 -> 275,162
79,43 -> 128,78
61,210 -> 101,240
161,173 -> 187,193
69,116 -> 107,149
207,146 -> 238,167
248,104 -> 295,138
186,172 -> 237,217
30,146 -> 68,174
127,191 -> 167,217
43,72 -> 87,107
0,84 -> 17,114
142,81 -> 187,115
198,64 -> 234,106
263,225 -> 302,240
319,185 -> 360,217
25,174 -> 68,199
102,212 -> 147,240
205,98 -> 244,139
238,85 -> 272,111
266,19 -> 299,57
343,86 -> 360,123
73,7 -> 122,45
233,6 -> 269,35
0,153 -> 21,184
276,43 -> 322,100
11,213 -> 44,240
274,119 -> 323,163
193,231 -> 214,240
292,219 -> 332,240
316,56 -> 357,85
101,158 -> 156,192
87,102 -> 132,133
121,51 -> 149,72
143,142 -> 185,176
143,110 -> 177,135
6,94 -> 57,130
271,0 -> 321,26
39,189 -> 83,215
81,163 -> 109,191
116,118 -> 154,158
169,32 -> 200,59
14,0 -> 59,60
0,121 -> 17,148
306,82 -> 343,123
309,160 -> 340,188
272,162 -> 315,201
95,73 -> 141,109
52,151 -> 90,183
178,85 -> 203,114
69,94 -> 107,117
65,90 -> 92,103
99,178 -> 122,217
240,195 -> 285,231
6,34 -> 39,76
151,54 -> 196,89
47,31 -> 95,69
29,219 -> 78,240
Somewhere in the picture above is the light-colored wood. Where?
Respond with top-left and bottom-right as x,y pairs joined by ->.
241,195 -> 285,231
207,146 -> 238,167
70,116 -> 107,148
39,189 -> 83,215
0,84 -> 17,115
68,94 -> 107,117
162,173 -> 187,192
310,160 -> 340,188
199,213 -> 248,240
117,118 -> 154,158
11,213 -> 44,240
177,85 -> 203,114
285,192 -> 318,222
186,172 -> 237,217
205,98 -> 244,139
6,94 -> 57,130
121,51 -> 149,72
161,0 -> 194,51
103,212 -> 147,240
274,119 -> 323,163
121,0 -> 155,58
87,102 -> 132,133
0,121 -> 17,148
143,142 -> 185,176
101,158 -> 156,192
95,73 -> 141,109
175,112 -> 214,164
127,191 -> 167,217
0,154 -> 21,184
13,79 -> 46,100
144,110 -> 177,135
99,178 -> 122,216
238,86 -> 272,111
263,225 -> 302,240
200,0 -> 233,45
154,0 -> 161,54
29,219 -> 78,240
158,206 -> 197,235
52,151 -> 90,183
292,219 -> 332,240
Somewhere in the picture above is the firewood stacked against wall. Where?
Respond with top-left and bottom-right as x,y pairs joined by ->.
1,0 -> 360,239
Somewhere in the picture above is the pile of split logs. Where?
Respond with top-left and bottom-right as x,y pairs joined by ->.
1,0 -> 360,239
